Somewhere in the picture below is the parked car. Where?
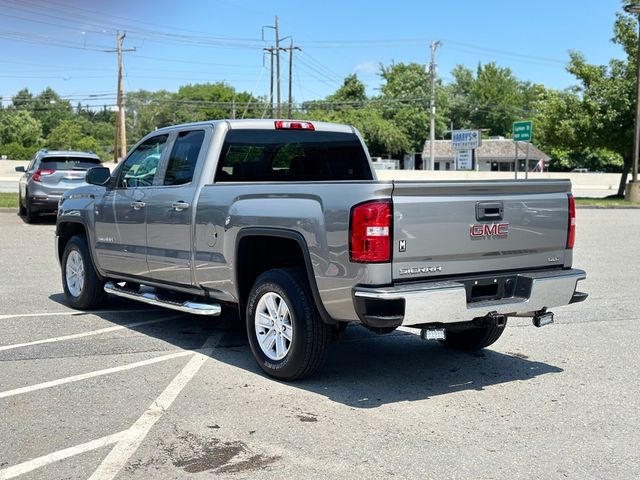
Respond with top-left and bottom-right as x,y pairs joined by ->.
55,120 -> 587,380
16,150 -> 103,222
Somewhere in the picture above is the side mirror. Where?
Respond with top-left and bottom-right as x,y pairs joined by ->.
15,166 -> 25,173
86,166 -> 111,186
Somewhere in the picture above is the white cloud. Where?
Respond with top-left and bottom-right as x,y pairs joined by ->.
353,61 -> 378,76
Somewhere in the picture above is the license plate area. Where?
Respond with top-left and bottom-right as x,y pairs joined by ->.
463,274 -> 532,303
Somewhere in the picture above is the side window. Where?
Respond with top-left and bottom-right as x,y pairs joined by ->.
117,134 -> 168,188
27,155 -> 38,172
163,130 -> 205,186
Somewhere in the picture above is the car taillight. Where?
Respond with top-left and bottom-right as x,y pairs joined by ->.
32,169 -> 55,182
274,120 -> 315,130
567,193 -> 576,249
350,200 -> 392,263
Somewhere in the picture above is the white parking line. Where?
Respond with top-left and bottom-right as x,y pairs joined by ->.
0,309 -> 161,321
0,431 -> 127,480
0,350 -> 193,400
0,315 -> 182,352
88,333 -> 221,480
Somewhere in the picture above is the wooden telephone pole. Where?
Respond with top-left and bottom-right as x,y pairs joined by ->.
282,39 -> 301,119
106,33 -> 135,163
263,46 -> 275,118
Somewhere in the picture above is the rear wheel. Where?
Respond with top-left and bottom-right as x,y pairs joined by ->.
61,235 -> 107,309
246,268 -> 332,380
441,322 -> 506,351
18,191 -> 26,216
24,191 -> 38,223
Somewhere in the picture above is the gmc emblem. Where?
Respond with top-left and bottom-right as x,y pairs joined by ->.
470,223 -> 509,238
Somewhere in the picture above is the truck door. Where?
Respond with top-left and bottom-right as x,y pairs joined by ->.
145,128 -> 209,286
94,134 -> 168,277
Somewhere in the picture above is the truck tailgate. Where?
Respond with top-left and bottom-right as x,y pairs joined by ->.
391,180 -> 571,281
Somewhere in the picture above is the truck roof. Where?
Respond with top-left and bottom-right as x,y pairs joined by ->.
152,118 -> 355,135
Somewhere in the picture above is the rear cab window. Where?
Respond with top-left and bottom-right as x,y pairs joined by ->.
215,129 -> 373,182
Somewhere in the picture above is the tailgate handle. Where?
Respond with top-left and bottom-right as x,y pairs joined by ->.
476,201 -> 503,221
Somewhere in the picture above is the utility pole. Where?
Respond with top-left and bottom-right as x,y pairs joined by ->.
263,47 -> 275,118
428,41 -> 441,171
283,39 -> 301,119
105,32 -> 135,163
274,16 -> 281,118
262,17 -> 282,117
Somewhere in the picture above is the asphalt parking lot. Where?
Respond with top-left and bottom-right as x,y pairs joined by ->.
0,208 -> 638,479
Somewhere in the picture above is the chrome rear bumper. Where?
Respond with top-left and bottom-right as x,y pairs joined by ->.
353,268 -> 586,327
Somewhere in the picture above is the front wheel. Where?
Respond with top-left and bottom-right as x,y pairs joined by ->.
246,268 -> 332,380
61,235 -> 107,309
440,322 -> 506,351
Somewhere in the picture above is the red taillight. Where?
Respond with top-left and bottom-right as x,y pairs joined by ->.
274,120 -> 315,130
567,194 -> 576,249
32,169 -> 55,182
350,200 -> 392,263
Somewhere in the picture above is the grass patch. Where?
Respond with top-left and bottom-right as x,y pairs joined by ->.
0,192 -> 19,208
575,196 -> 640,207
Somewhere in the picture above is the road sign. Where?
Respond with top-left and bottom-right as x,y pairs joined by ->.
455,149 -> 473,170
451,130 -> 481,150
513,121 -> 533,141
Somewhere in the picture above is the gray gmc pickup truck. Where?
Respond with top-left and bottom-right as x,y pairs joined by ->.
55,119 -> 587,380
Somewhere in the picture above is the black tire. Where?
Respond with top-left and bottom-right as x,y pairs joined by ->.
441,322 -> 506,351
246,268 -> 332,381
24,191 -> 38,223
61,234 -> 107,309
18,191 -> 26,216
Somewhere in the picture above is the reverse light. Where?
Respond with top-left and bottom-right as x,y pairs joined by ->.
350,200 -> 392,263
567,193 -> 576,249
274,120 -> 315,130
32,169 -> 55,182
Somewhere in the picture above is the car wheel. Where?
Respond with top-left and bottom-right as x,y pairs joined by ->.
246,268 -> 332,380
440,322 -> 506,351
18,191 -> 26,216
61,235 -> 107,309
24,191 -> 38,223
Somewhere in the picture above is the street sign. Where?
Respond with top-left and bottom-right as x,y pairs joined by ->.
455,149 -> 473,170
451,130 -> 481,150
513,121 -> 533,141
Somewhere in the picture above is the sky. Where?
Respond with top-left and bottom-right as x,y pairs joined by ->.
0,0 -> 630,109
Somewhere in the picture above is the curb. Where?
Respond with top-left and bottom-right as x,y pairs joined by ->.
577,205 -> 640,210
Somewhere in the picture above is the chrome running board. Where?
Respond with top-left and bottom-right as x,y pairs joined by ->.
104,282 -> 221,316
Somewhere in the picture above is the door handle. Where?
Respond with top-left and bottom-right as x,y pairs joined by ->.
130,201 -> 146,210
171,201 -> 190,212
476,201 -> 503,221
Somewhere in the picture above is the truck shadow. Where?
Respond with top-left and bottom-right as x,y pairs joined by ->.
46,294 -> 563,408
214,326 -> 564,408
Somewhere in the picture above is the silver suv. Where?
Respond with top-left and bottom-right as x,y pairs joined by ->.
16,150 -> 102,222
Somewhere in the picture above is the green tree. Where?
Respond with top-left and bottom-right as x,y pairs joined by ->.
536,5 -> 637,193
30,87 -> 75,137
326,74 -> 367,104
0,110 -> 42,147
304,107 -> 409,156
46,120 -> 103,159
378,62 -> 449,153
470,62 -> 523,136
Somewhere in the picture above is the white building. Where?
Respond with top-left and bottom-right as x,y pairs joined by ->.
421,138 -> 551,172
